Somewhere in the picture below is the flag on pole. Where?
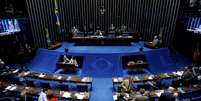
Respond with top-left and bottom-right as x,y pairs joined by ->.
54,0 -> 62,34
45,28 -> 51,48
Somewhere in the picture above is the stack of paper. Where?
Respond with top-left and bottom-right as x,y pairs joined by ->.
155,90 -> 164,97
12,69 -> 19,73
5,85 -> 12,90
82,77 -> 89,82
113,78 -> 118,82
10,86 -> 17,91
75,93 -> 85,100
113,95 -> 118,100
23,71 -> 30,76
57,76 -> 62,79
67,76 -> 71,81
39,74 -> 45,78
62,92 -> 71,98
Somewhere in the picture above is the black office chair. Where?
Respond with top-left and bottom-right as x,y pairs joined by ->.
25,80 -> 35,87
159,92 -> 176,101
137,84 -> 152,91
117,86 -> 122,92
76,84 -> 88,92
57,83 -> 69,91
65,48 -> 69,53
40,82 -> 51,89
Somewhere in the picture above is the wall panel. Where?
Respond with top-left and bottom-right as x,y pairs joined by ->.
26,0 -> 181,47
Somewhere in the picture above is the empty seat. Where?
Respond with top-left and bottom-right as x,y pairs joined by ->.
40,82 -> 51,89
57,84 -> 69,91
76,84 -> 88,92
25,80 -> 35,87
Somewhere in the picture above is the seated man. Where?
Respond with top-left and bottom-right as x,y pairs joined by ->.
0,58 -> 5,68
172,66 -> 195,87
192,66 -> 201,76
121,79 -> 133,93
71,26 -> 79,36
69,56 -> 79,67
63,55 -> 70,63
63,56 -> 78,67
38,88 -> 48,101
120,24 -> 127,32
181,66 -> 194,80
95,30 -> 104,38
144,35 -> 161,48
109,24 -> 115,32
159,87 -> 176,101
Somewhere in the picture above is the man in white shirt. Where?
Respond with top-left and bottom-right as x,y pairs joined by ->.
38,89 -> 48,101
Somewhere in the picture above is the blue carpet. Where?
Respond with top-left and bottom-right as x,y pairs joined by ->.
81,54 -> 123,77
90,78 -> 113,101
145,48 -> 191,74
27,42 -> 192,101
27,48 -> 61,73
55,42 -> 151,54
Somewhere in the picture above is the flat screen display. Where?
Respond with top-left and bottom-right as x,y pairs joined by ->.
0,19 -> 21,36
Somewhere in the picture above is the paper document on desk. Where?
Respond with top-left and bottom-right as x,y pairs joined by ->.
81,77 -> 88,82
113,78 -> 118,82
9,86 -> 17,91
39,74 -> 45,78
135,76 -> 140,81
5,85 -> 12,90
62,92 -> 71,98
75,93 -> 85,100
198,75 -> 201,80
57,76 -> 62,79
67,76 -> 71,81
164,73 -> 169,77
148,75 -> 154,80
12,69 -> 19,73
176,71 -> 183,76
178,88 -> 185,93
113,95 -> 118,100
155,90 -> 164,97
23,71 -> 30,76
118,77 -> 123,81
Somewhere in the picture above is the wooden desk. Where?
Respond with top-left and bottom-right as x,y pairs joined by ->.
112,71 -> 183,90
48,42 -> 62,50
0,68 -> 93,90
72,33 -> 138,46
0,81 -> 90,100
113,85 -> 201,101
20,71 -> 93,86
56,62 -> 77,71
127,62 -> 148,70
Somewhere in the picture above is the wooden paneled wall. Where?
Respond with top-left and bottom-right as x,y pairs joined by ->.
26,0 -> 181,47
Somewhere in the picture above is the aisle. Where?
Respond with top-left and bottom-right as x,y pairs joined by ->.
90,78 -> 114,101
81,54 -> 123,77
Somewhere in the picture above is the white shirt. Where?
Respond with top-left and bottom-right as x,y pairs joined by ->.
152,38 -> 159,46
38,92 -> 48,101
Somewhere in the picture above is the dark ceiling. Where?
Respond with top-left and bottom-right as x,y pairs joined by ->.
0,0 -> 27,18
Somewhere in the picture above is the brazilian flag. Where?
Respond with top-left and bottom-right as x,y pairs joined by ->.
54,0 -> 62,34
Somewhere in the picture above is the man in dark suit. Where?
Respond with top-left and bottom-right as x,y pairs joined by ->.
159,87 -> 176,101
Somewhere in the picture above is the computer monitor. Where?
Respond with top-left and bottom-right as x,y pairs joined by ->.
0,19 -> 21,36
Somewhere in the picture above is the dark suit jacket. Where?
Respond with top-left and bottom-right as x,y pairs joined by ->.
159,92 -> 175,101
